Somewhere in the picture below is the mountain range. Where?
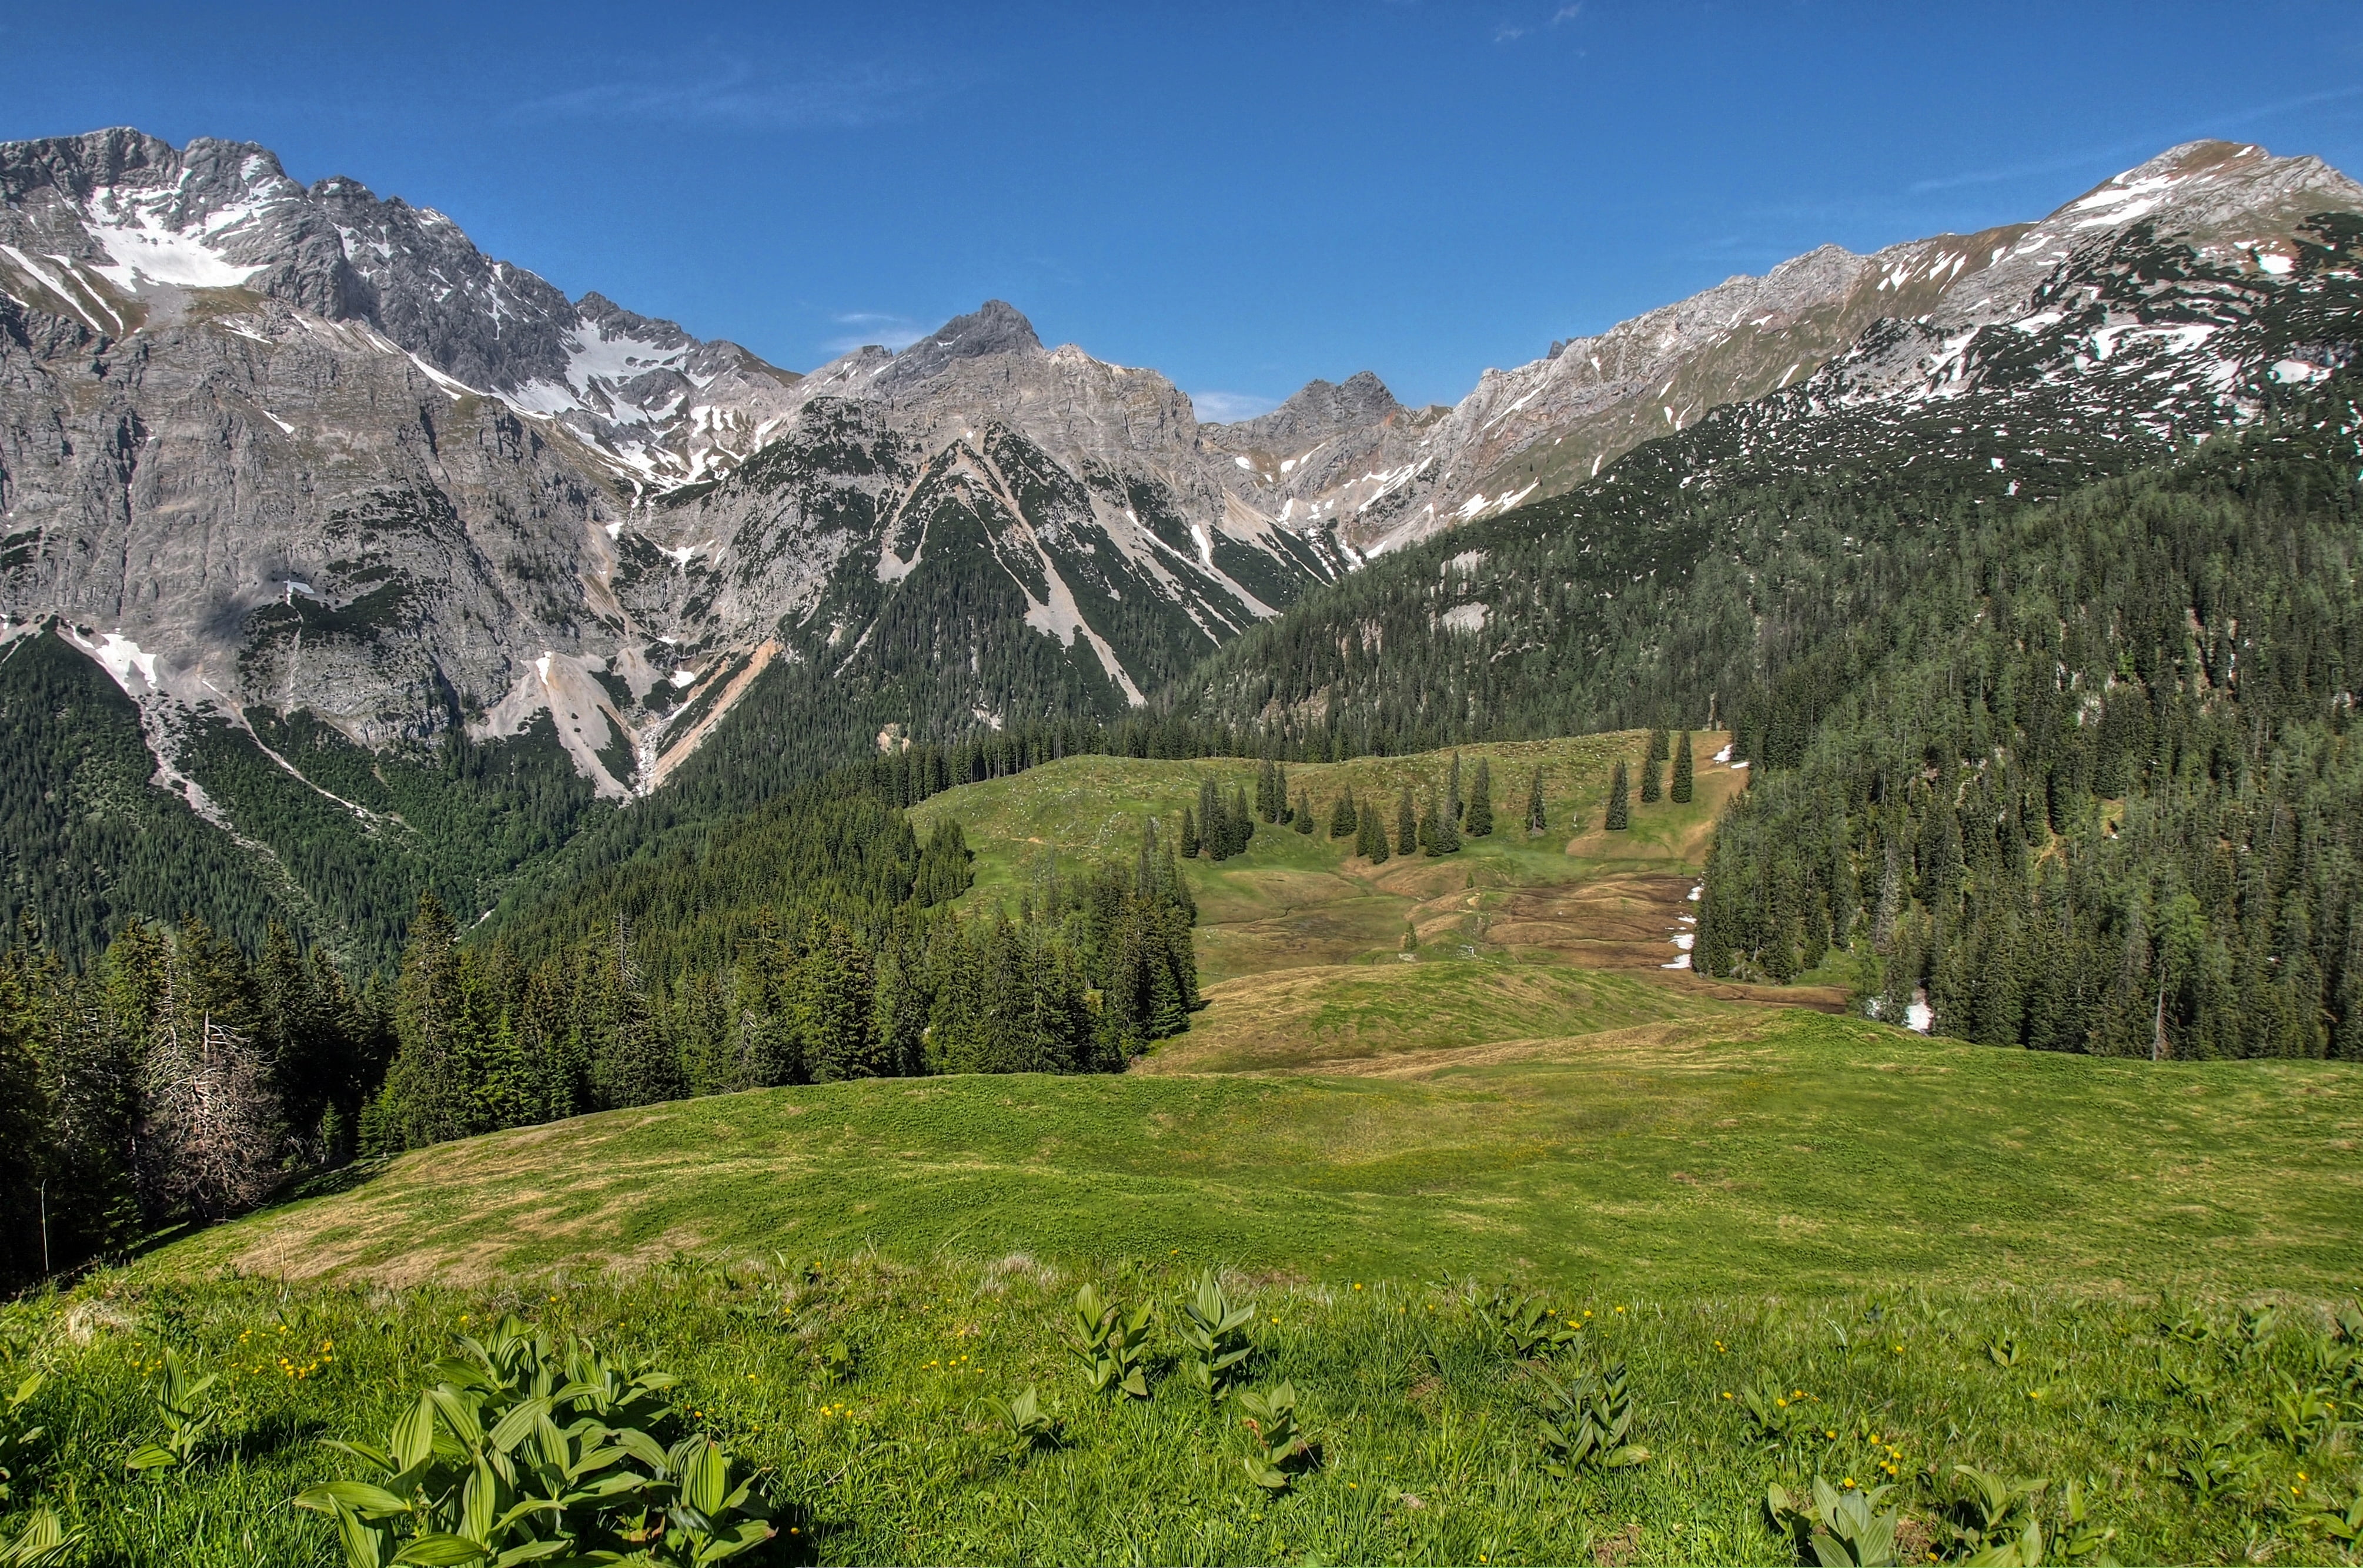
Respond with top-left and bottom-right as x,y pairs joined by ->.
4,126 -> 2362,957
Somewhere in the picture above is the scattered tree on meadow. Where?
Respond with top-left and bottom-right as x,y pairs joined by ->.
1671,731 -> 1694,803
1329,790 -> 1358,839
1605,761 -> 1630,831
1464,758 -> 1493,837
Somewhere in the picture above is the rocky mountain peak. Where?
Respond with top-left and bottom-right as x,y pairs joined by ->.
875,299 -> 1042,391
1226,370 -> 1406,446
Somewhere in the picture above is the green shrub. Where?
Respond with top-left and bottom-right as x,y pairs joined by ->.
293,1313 -> 774,1567
1172,1271 -> 1254,1404
1236,1382 -> 1316,1493
1064,1285 -> 1152,1399
1531,1359 -> 1648,1476
124,1349 -> 219,1479
1766,1477 -> 1900,1566
980,1386 -> 1060,1457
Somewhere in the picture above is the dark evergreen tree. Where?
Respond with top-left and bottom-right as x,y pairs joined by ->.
1396,785 -> 1419,858
1671,731 -> 1694,803
1179,805 -> 1201,859
1294,790 -> 1315,833
1605,762 -> 1630,831
1525,768 -> 1548,834
1640,756 -> 1663,803
1329,790 -> 1358,839
1465,758 -> 1493,837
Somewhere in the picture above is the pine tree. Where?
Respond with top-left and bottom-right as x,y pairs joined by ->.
1179,805 -> 1201,860
1433,791 -> 1461,854
1293,790 -> 1315,833
1231,785 -> 1254,854
1670,731 -> 1694,803
1465,758 -> 1493,836
1647,727 -> 1669,763
1198,777 -> 1224,860
1640,756 -> 1663,803
1396,785 -> 1418,857
801,922 -> 880,1081
1446,753 -> 1463,828
1525,767 -> 1548,834
381,892 -> 477,1149
1329,790 -> 1358,839
1417,792 -> 1439,855
589,917 -> 682,1109
1275,763 -> 1292,823
1256,757 -> 1279,823
1605,762 -> 1630,831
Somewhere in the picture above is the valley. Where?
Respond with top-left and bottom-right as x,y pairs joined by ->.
2,113 -> 2362,1567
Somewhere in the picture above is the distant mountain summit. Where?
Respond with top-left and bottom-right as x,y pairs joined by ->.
1,127 -> 2358,834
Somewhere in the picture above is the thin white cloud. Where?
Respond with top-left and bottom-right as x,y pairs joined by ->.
1910,83 -> 2363,195
1189,391 -> 1279,423
1494,23 -> 1529,42
1552,3 -> 1583,22
823,312 -> 928,353
518,58 -> 921,131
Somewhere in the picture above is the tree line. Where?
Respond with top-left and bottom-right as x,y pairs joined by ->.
0,778 -> 1202,1290
1694,388 -> 2363,1060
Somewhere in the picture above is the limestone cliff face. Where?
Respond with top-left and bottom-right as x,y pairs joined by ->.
2,129 -> 2357,808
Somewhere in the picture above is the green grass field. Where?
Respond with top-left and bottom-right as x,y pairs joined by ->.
10,737 -> 2363,1566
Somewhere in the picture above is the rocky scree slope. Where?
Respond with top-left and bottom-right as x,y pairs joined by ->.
1172,158 -> 2363,744
1216,141 -> 2363,556
0,131 -> 1351,821
1,130 -> 2358,921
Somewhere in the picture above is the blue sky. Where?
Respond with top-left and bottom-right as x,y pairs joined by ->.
6,1 -> 2362,415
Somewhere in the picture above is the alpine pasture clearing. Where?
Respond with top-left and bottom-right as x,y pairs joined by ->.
32,738 -> 2363,1567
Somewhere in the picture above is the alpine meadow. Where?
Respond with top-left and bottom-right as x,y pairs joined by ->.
5,58 -> 2363,1568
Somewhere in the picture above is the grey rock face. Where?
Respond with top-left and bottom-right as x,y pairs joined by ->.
1203,139 -> 2363,555
2,126 -> 2356,824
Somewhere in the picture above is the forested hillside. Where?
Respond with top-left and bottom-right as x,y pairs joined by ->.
1695,386 -> 2363,1061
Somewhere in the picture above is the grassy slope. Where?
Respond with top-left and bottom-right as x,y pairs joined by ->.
47,738 -> 2362,1567
908,735 -> 1742,982
162,1007 -> 2362,1299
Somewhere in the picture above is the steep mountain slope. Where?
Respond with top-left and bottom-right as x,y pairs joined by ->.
1219,141 -> 2363,553
0,133 -> 1349,790
4,127 -> 2361,968
1170,183 -> 2363,748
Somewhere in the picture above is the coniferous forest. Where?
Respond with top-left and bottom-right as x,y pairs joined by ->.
5,372 -> 2362,1290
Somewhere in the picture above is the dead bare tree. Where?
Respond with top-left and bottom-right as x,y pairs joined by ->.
139,1012 -> 282,1223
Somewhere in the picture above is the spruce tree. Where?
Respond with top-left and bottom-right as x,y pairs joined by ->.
1670,731 -> 1694,803
1330,790 -> 1358,838
1647,727 -> 1669,763
1396,785 -> 1419,858
1198,777 -> 1223,860
1465,757 -> 1493,836
1640,756 -> 1663,803
1417,792 -> 1439,855
1362,807 -> 1391,865
1434,792 -> 1462,854
1293,790 -> 1315,833
1256,757 -> 1279,823
1275,763 -> 1292,823
1525,767 -> 1548,834
1605,761 -> 1630,831
1446,753 -> 1463,828
1179,805 -> 1200,860
1232,785 -> 1254,854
